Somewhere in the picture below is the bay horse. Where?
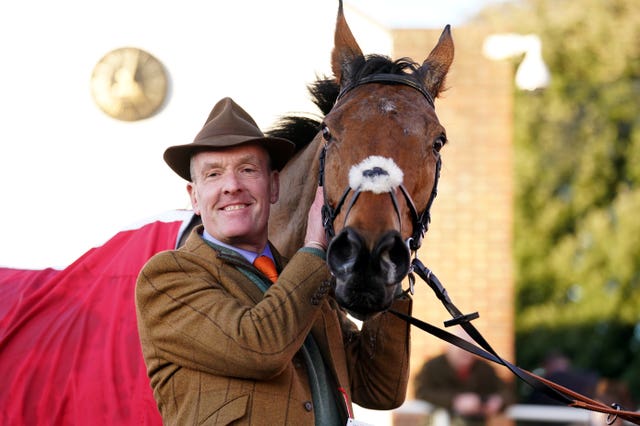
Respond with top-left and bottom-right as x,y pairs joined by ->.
269,0 -> 454,320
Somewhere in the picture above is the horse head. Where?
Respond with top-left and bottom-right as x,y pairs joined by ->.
320,1 -> 454,320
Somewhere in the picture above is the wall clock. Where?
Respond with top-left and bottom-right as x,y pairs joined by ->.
90,47 -> 168,121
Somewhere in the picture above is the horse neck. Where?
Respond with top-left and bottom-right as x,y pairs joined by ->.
268,135 -> 323,258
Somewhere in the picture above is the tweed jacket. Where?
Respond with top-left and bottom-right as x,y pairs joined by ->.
136,226 -> 412,425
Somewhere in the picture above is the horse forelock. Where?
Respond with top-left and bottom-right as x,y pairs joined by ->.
352,55 -> 421,81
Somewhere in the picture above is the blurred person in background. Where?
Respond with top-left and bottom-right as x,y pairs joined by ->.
414,328 -> 513,426
526,350 -> 598,406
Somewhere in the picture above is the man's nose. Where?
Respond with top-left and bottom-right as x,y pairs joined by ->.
221,172 -> 242,193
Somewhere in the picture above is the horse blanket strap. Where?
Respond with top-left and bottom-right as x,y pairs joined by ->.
391,258 -> 640,425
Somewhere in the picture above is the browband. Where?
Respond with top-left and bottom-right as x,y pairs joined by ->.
336,73 -> 434,107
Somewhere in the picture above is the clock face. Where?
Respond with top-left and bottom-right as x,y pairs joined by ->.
90,47 -> 168,121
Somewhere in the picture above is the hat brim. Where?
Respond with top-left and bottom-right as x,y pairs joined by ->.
164,135 -> 296,181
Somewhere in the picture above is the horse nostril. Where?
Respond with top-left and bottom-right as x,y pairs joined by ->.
327,228 -> 366,279
372,232 -> 410,281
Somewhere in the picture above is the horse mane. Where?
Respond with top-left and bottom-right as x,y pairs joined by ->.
266,55 -> 423,153
265,78 -> 337,153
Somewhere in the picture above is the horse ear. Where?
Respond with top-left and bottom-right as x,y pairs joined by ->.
418,25 -> 455,99
331,0 -> 364,86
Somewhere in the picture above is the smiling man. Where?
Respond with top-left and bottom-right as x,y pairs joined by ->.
188,144 -> 279,253
135,97 -> 412,425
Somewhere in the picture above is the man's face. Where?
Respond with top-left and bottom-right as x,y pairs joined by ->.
188,144 -> 279,252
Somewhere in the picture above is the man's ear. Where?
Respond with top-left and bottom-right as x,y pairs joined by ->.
187,182 -> 201,214
270,171 -> 280,204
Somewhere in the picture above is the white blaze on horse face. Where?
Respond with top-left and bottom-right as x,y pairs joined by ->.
348,156 -> 404,193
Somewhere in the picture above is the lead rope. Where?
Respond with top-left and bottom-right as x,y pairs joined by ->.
391,258 -> 640,425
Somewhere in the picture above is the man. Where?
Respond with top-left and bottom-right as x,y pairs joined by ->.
414,329 -> 512,426
136,97 -> 412,425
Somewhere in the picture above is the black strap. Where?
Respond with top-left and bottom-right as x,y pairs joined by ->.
337,73 -> 435,107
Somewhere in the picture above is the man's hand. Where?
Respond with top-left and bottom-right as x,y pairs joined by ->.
304,187 -> 328,251
452,392 -> 483,416
483,394 -> 504,415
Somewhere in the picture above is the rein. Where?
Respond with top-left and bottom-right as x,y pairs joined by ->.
391,259 -> 640,425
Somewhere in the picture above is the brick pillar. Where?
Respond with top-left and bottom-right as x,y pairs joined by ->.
392,25 -> 516,396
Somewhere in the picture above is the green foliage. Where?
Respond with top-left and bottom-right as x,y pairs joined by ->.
476,0 -> 640,402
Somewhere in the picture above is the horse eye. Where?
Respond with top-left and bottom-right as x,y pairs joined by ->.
321,124 -> 332,142
433,135 -> 447,153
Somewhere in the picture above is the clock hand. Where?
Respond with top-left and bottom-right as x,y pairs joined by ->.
124,48 -> 140,79
112,49 -> 146,100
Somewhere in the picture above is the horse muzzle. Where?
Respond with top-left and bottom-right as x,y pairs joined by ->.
327,227 -> 410,320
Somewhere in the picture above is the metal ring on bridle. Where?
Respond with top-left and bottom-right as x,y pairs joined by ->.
606,403 -> 621,425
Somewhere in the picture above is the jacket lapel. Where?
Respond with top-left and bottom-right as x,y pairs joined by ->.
184,227 -> 265,303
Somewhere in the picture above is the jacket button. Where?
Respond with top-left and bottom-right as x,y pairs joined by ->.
304,401 -> 313,411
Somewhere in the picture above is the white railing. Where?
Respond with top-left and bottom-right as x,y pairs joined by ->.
391,400 -> 600,425
357,399 -> 638,426
507,403 -> 591,423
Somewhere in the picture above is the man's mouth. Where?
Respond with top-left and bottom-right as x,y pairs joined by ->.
222,204 -> 248,212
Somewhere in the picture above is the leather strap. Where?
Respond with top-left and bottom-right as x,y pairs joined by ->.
391,258 -> 640,425
337,73 -> 435,107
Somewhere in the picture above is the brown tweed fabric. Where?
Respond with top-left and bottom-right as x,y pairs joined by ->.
136,226 -> 412,425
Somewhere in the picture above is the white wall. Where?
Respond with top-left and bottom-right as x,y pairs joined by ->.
0,0 -> 391,268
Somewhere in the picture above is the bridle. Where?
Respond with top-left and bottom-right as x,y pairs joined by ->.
317,73 -> 640,425
318,73 -> 441,254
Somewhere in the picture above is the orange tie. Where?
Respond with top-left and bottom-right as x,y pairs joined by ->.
253,255 -> 279,283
